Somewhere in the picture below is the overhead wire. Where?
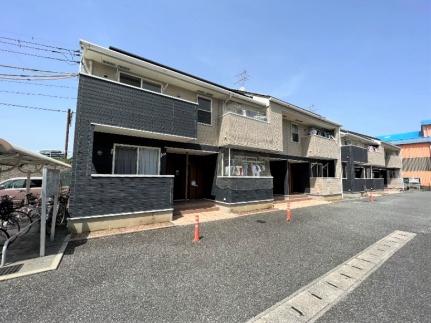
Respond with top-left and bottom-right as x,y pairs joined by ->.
0,90 -> 76,100
0,102 -> 73,113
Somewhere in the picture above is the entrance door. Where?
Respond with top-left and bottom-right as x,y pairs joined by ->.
188,155 -> 217,200
289,162 -> 310,194
270,160 -> 287,195
166,153 -> 186,200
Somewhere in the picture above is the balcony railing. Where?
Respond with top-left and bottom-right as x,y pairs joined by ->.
367,150 -> 385,167
78,74 -> 198,140
386,154 -> 402,168
341,145 -> 368,163
302,135 -> 339,159
219,112 -> 282,152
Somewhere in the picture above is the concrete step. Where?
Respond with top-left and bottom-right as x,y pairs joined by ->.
274,195 -> 313,203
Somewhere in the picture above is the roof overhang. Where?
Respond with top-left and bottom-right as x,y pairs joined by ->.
80,40 -> 266,109
340,131 -> 379,145
267,97 -> 341,128
0,138 -> 71,172
92,123 -> 196,143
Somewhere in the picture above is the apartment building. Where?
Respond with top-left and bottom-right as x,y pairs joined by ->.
68,41 -> 343,233
341,130 -> 403,193
378,120 -> 431,188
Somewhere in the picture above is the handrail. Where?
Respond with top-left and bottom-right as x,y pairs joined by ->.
1,218 -> 40,267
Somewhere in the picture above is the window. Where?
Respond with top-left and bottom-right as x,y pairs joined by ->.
291,124 -> 299,143
224,102 -> 268,122
119,73 -> 141,87
197,96 -> 212,125
30,179 -> 42,188
141,79 -> 161,93
119,73 -> 162,93
113,145 -> 160,175
354,167 -> 364,179
342,162 -> 347,179
219,150 -> 270,177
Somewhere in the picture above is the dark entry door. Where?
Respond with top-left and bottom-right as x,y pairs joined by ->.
289,162 -> 310,194
270,160 -> 287,195
188,155 -> 216,200
166,153 -> 186,200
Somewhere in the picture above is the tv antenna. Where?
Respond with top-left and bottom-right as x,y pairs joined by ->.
234,70 -> 250,90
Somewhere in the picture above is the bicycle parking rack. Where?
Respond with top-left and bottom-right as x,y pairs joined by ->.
1,218 -> 40,267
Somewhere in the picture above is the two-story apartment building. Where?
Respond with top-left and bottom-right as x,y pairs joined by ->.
341,130 -> 403,193
68,41 -> 343,233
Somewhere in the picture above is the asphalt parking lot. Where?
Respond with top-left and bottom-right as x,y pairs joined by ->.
0,191 -> 430,322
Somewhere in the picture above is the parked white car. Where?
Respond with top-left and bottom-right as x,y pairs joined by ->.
0,177 -> 43,204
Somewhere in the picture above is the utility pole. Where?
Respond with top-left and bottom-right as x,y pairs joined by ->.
64,109 -> 73,160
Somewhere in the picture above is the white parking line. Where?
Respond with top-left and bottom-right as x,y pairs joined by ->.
248,230 -> 416,323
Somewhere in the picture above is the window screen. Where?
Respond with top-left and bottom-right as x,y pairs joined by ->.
342,163 -> 347,178
119,73 -> 141,87
114,146 -> 138,174
114,145 -> 160,175
198,97 -> 211,125
142,79 -> 161,93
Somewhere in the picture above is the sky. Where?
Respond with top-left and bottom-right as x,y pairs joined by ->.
1,0 -> 430,153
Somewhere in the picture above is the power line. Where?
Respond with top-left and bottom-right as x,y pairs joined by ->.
0,48 -> 80,63
0,90 -> 76,100
0,36 -> 80,53
0,39 -> 80,56
0,73 -> 76,78
0,102 -> 72,113
0,63 -> 76,74
0,74 -> 78,81
0,79 -> 77,88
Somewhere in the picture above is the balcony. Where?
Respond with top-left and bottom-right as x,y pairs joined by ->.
302,135 -> 339,159
309,177 -> 342,195
341,145 -> 367,163
367,150 -> 385,167
386,154 -> 402,169
78,74 -> 197,141
219,112 -> 282,152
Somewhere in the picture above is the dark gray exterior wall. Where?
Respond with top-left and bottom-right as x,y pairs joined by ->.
69,75 -> 198,218
213,177 -> 273,203
72,176 -> 173,217
342,145 -> 385,192
77,74 -> 197,138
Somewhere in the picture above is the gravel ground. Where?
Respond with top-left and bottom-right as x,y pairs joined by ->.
0,191 -> 430,322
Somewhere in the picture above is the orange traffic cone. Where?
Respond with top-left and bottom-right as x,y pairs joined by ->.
286,201 -> 292,222
193,215 -> 200,242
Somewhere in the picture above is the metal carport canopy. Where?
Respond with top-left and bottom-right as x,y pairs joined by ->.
0,138 -> 70,171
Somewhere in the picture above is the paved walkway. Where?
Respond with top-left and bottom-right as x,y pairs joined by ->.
0,191 -> 429,322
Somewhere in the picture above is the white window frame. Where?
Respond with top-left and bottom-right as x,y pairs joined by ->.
291,123 -> 300,143
197,95 -> 213,126
112,143 -> 161,175
311,162 -> 323,178
342,162 -> 347,179
118,72 -> 163,94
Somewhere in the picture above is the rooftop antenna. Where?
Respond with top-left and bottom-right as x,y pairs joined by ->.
234,70 -> 250,91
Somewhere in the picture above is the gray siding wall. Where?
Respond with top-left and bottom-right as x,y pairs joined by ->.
69,75 -> 189,218
214,177 -> 273,203
77,74 -> 197,138
72,176 -> 173,217
344,178 -> 384,192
